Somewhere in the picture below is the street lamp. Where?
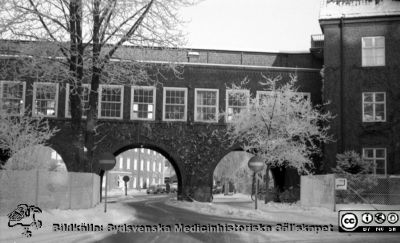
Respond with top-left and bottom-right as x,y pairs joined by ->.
248,156 -> 265,210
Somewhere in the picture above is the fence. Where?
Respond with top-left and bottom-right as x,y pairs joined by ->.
0,170 -> 100,215
335,175 -> 400,205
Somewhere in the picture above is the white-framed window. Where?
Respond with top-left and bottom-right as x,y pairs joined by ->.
119,157 -> 123,169
65,83 -> 90,118
131,86 -> 156,120
362,36 -> 385,67
256,91 -> 274,106
152,177 -> 156,185
152,161 -> 156,172
226,89 -> 249,122
134,148 -> 138,152
194,88 -> 219,122
0,81 -> 26,115
158,162 -> 161,173
133,177 -> 137,188
147,160 -> 150,171
127,158 -> 131,170
163,87 -> 188,121
134,159 -> 137,170
140,159 -> 144,171
362,92 -> 386,122
141,148 -> 144,153
146,178 -> 149,187
363,148 -> 387,175
147,149 -> 150,154
98,84 -> 124,119
153,151 -> 156,155
140,177 -> 143,188
33,82 -> 59,117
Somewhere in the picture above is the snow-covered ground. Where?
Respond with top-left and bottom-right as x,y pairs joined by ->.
167,193 -> 338,225
0,190 -> 146,243
167,193 -> 400,226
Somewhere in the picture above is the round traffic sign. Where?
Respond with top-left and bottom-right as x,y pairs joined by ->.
123,176 -> 130,182
98,152 -> 116,170
248,156 -> 265,172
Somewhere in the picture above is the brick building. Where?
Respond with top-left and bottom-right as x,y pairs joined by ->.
319,0 -> 400,175
1,0 -> 399,201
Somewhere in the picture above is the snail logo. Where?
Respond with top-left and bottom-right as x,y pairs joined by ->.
7,204 -> 43,237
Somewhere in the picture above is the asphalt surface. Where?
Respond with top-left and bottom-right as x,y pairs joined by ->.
95,195 -> 400,243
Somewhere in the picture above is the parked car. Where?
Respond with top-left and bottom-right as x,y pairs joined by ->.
146,185 -> 157,194
157,184 -> 167,193
212,185 -> 222,194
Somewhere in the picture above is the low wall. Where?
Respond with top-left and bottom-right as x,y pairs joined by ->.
300,174 -> 335,211
0,170 -> 100,215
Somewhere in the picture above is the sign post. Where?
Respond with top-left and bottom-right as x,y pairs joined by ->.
98,152 -> 116,213
334,177 -> 348,212
248,156 -> 265,210
123,176 -> 130,196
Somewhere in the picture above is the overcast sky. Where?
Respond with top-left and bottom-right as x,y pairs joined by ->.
180,0 -> 322,52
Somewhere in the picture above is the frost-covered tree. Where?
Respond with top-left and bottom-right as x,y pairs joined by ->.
0,0 -> 197,171
221,74 -> 333,201
0,110 -> 59,170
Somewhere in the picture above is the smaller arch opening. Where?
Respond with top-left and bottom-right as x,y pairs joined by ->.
3,145 -> 67,171
213,151 -> 277,202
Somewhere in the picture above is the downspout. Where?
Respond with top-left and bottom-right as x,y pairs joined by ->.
340,14 -> 345,153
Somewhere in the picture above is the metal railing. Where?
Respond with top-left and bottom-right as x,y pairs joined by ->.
311,34 -> 324,49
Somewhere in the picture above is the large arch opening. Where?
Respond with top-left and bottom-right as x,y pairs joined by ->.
2,145 -> 67,171
101,144 -> 181,200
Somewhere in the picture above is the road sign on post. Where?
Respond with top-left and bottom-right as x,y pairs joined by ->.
123,176 -> 130,196
248,156 -> 265,210
98,152 -> 116,213
335,178 -> 347,190
248,156 -> 265,173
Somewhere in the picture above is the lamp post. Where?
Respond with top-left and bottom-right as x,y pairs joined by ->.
248,156 -> 265,210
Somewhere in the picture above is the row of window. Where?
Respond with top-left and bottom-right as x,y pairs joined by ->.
0,81 -> 311,122
118,157 -> 163,173
0,81 -> 388,123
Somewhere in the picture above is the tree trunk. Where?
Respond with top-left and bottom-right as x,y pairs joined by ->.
69,0 -> 86,171
85,0 -> 102,173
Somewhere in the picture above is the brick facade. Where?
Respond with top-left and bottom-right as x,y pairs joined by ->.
320,2 -> 400,175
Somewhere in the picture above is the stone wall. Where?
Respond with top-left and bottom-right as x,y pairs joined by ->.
300,174 -> 335,211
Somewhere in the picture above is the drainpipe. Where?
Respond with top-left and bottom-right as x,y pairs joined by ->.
340,14 -> 345,153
